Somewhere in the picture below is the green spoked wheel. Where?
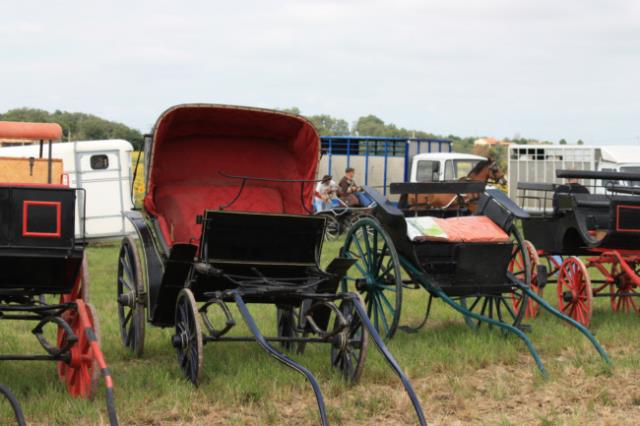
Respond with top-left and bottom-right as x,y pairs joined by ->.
461,226 -> 530,330
341,218 -> 402,339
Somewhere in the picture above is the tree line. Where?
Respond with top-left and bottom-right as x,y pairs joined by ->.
2,107 -> 579,170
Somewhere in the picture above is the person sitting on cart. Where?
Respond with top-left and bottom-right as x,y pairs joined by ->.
314,175 -> 340,212
338,168 -> 373,207
552,176 -> 589,212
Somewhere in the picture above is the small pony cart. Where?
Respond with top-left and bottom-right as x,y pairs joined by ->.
117,104 -> 425,425
0,123 -> 117,425
340,181 -> 610,375
517,169 -> 640,326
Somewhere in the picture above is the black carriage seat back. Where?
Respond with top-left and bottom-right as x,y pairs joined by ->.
200,210 -> 325,266
571,193 -> 611,231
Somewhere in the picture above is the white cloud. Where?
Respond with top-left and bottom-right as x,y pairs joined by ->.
0,0 -> 638,143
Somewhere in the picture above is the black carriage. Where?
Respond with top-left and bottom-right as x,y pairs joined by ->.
340,181 -> 610,375
517,169 -> 640,326
0,132 -> 117,425
117,104 -> 425,425
315,197 -> 376,241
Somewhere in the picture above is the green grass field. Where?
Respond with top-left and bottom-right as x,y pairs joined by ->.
0,239 -> 639,425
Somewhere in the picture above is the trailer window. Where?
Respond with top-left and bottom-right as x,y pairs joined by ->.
416,160 -> 440,182
90,155 -> 109,170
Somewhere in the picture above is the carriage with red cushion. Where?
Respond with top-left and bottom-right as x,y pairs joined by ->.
0,122 -> 117,425
117,104 -> 425,425
517,169 -> 640,327
340,181 -> 610,374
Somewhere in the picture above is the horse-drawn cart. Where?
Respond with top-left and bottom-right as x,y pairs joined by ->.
117,104 -> 425,425
341,181 -> 610,374
0,124 -> 117,425
517,169 -> 640,326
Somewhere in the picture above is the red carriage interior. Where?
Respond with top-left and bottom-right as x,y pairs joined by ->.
144,105 -> 320,245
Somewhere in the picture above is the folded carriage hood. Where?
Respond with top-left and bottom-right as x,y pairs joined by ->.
144,103 -> 320,218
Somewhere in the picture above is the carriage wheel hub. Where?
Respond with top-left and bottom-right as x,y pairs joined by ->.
118,292 -> 135,307
333,331 -> 348,351
562,291 -> 574,303
355,279 -> 368,291
172,331 -> 189,349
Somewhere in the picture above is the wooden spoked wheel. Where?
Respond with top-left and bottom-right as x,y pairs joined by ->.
608,259 -> 639,314
330,298 -> 369,382
276,307 -> 300,351
318,213 -> 341,241
57,301 -> 100,398
341,218 -> 402,339
462,226 -> 530,330
117,236 -> 146,357
509,240 -> 543,319
173,288 -> 204,385
557,256 -> 592,326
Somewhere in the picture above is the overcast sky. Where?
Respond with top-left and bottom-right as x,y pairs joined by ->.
1,0 -> 639,144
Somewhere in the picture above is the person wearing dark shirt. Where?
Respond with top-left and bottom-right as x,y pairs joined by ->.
552,177 -> 589,212
338,168 -> 372,207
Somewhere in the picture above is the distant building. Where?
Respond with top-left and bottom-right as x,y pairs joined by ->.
473,137 -> 510,147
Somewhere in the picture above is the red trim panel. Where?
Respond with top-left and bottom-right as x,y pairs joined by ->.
22,200 -> 62,238
616,204 -> 640,233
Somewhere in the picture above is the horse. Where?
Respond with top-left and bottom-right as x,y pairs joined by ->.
406,158 -> 506,211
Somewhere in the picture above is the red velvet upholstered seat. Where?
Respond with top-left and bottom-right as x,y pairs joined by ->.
154,185 -> 284,243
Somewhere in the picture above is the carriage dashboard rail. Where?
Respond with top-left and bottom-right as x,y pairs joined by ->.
557,169 -> 640,182
218,172 -> 322,213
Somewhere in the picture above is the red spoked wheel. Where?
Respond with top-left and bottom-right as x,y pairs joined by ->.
608,259 -> 639,314
509,240 -> 543,318
57,300 -> 100,398
557,256 -> 592,326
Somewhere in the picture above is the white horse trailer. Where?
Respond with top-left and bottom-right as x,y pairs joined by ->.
0,139 -> 134,238
508,144 -> 640,211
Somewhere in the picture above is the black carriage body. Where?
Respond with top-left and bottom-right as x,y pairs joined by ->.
367,184 -> 518,296
0,185 -> 83,294
521,192 -> 640,254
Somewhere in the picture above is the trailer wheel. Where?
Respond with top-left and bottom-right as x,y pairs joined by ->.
117,236 -> 146,357
557,256 -> 592,326
173,288 -> 204,385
